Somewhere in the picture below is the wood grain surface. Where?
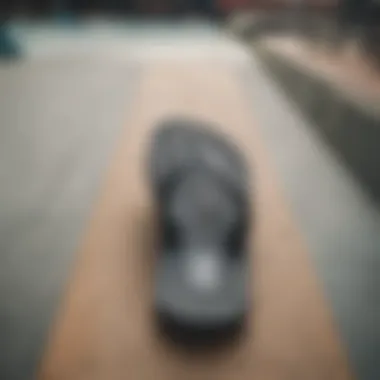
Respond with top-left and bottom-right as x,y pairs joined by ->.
38,62 -> 354,380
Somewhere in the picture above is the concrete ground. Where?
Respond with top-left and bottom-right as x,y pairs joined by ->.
0,20 -> 378,380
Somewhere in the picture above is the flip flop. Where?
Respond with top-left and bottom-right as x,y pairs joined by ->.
148,118 -> 252,343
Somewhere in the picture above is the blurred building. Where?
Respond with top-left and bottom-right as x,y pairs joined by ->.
3,0 -> 339,18
218,0 -> 338,13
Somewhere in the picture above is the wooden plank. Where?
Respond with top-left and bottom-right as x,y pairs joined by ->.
38,62 -> 354,380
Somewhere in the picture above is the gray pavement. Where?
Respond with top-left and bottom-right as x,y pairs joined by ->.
243,52 -> 380,380
0,57 -> 139,379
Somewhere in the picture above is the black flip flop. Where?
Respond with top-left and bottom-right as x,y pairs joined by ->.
148,118 -> 252,344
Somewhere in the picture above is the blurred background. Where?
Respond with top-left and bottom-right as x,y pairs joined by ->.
0,1 -> 379,380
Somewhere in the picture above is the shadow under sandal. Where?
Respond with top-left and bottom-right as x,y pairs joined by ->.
148,117 -> 252,345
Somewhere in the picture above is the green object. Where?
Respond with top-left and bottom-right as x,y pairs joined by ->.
0,25 -> 20,59
54,11 -> 76,25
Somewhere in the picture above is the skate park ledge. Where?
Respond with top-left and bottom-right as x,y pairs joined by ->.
253,37 -> 380,205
